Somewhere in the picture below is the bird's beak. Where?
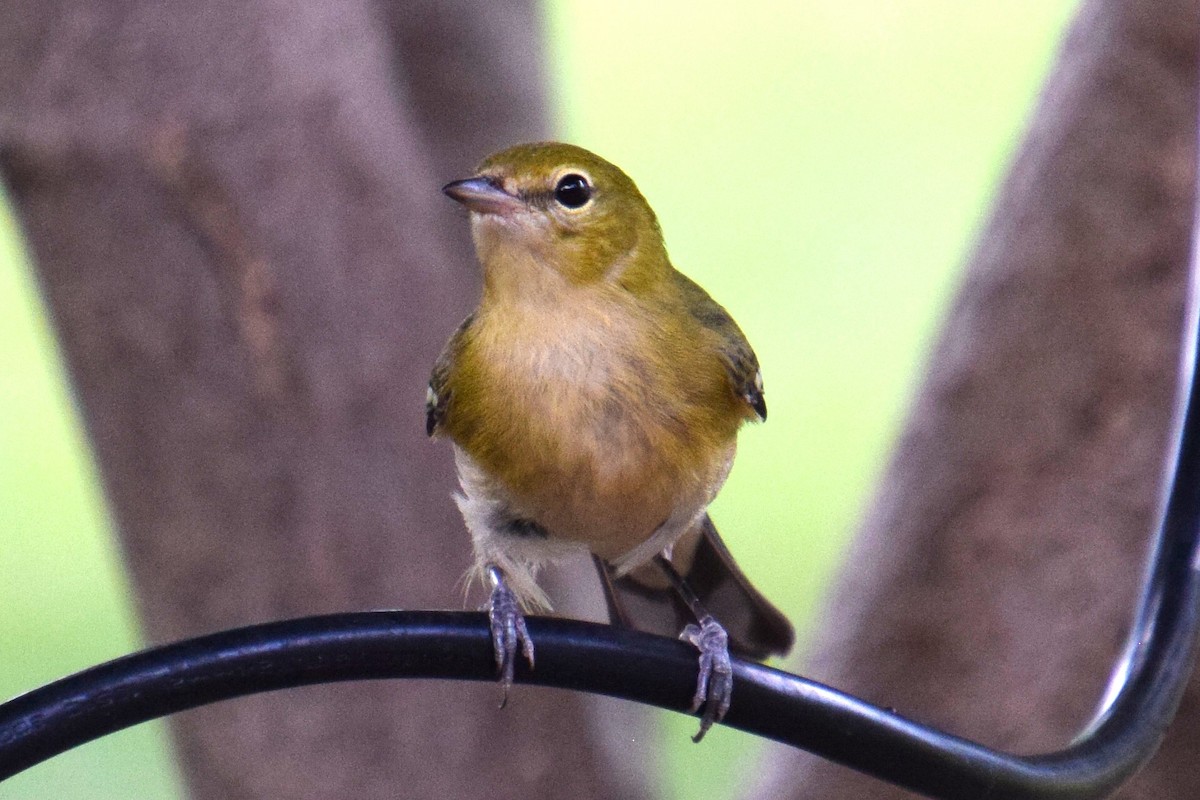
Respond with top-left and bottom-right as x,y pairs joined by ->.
442,176 -> 524,216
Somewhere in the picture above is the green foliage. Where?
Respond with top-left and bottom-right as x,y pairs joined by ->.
0,2 -> 1075,797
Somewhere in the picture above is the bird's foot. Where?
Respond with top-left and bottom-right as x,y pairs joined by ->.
680,615 -> 732,742
486,566 -> 534,707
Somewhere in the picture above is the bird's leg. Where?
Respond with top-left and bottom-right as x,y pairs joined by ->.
485,564 -> 534,707
654,553 -> 732,743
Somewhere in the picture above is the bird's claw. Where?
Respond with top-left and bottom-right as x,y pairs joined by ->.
681,616 -> 733,742
487,572 -> 534,707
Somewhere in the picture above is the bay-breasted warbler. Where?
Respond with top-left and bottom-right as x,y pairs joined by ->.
429,142 -> 793,740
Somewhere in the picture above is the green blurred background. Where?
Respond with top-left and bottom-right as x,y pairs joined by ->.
0,1 -> 1076,798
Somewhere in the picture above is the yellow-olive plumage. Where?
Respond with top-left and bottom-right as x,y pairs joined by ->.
430,142 -> 791,685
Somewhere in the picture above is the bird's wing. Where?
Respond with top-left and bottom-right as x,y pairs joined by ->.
673,272 -> 766,421
426,313 -> 475,437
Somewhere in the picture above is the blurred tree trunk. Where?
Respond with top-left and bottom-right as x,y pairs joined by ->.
749,0 -> 1200,798
0,2 -> 651,798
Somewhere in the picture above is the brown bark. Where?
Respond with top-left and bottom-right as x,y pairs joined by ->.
748,0 -> 1200,798
0,2 -> 650,798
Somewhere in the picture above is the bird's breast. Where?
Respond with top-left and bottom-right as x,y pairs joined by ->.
448,294 -> 741,558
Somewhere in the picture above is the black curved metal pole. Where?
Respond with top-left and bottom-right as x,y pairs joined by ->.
0,609 -> 1143,796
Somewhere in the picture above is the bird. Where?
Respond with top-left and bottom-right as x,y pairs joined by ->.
429,141 -> 793,741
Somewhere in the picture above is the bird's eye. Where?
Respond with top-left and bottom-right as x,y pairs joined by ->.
554,174 -> 592,209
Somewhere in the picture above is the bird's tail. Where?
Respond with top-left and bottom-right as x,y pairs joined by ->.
594,515 -> 794,660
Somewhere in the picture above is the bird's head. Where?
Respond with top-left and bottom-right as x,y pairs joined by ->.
443,142 -> 668,295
